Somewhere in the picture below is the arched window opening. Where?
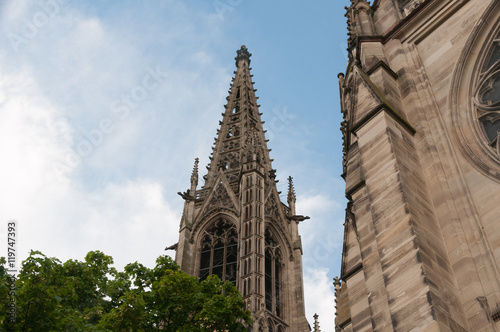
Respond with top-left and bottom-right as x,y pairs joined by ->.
268,319 -> 274,332
258,320 -> 265,332
265,248 -> 273,311
275,252 -> 282,318
247,276 -> 251,294
199,218 -> 237,285
265,228 -> 283,318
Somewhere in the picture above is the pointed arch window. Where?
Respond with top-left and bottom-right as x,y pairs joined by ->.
199,218 -> 238,284
268,319 -> 274,332
265,229 -> 283,318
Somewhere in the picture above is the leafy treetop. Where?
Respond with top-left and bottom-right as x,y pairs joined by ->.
1,250 -> 251,332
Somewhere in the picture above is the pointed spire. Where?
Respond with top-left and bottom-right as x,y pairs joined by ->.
203,46 -> 273,191
313,313 -> 321,332
190,158 -> 199,192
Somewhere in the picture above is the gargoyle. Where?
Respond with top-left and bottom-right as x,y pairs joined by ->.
177,190 -> 203,203
288,215 -> 310,222
165,243 -> 178,251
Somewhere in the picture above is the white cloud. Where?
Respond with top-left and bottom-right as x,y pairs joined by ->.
304,267 -> 336,332
297,193 -> 342,216
296,193 -> 344,330
0,66 -> 71,208
68,180 -> 179,269
0,62 -> 179,270
297,194 -> 343,250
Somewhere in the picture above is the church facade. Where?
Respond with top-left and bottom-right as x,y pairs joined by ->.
336,0 -> 500,331
173,46 -> 310,332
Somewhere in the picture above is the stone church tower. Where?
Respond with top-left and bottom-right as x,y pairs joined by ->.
335,0 -> 500,331
173,46 -> 310,332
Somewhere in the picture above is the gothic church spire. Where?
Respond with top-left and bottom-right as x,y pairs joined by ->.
203,45 -> 273,193
173,46 -> 310,332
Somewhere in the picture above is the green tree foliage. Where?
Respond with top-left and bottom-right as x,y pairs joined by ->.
0,257 -> 12,328
1,251 -> 251,331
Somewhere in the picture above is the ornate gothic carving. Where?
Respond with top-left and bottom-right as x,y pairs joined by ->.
339,73 -> 351,176
401,0 -> 425,16
219,151 -> 240,170
206,181 -> 236,214
222,140 -> 241,152
265,194 -> 282,226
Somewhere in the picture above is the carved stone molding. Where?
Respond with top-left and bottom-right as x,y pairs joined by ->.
390,0 -> 469,44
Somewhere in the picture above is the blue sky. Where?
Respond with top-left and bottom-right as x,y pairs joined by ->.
0,0 -> 350,330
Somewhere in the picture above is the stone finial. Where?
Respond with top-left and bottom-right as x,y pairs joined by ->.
338,72 -> 345,83
313,313 -> 321,332
235,45 -> 252,66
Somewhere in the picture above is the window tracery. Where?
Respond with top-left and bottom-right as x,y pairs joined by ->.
474,38 -> 500,156
199,218 -> 238,284
451,9 -> 500,180
268,319 -> 274,332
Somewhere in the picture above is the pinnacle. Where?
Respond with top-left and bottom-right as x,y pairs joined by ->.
287,176 -> 296,204
190,158 -> 199,187
313,313 -> 321,332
